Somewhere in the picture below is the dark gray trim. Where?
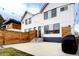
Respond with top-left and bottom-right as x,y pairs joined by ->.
40,3 -> 74,13
40,3 -> 49,13
21,11 -> 33,21
3,19 -> 21,25
43,37 -> 61,43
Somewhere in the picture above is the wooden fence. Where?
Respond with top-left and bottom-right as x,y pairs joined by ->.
0,30 -> 37,45
62,26 -> 71,38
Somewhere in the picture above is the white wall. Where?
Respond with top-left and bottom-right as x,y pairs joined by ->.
21,12 -> 33,32
22,3 -> 75,38
43,3 -> 69,12
43,3 -> 75,37
7,29 -> 21,32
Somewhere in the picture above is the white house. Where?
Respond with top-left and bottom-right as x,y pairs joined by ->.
21,3 -> 79,42
21,11 -> 33,32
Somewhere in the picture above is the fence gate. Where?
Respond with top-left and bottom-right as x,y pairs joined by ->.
62,26 -> 71,38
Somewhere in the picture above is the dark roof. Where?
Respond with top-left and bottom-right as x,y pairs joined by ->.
40,3 -> 48,13
3,19 -> 21,24
21,11 -> 33,21
21,3 -> 48,21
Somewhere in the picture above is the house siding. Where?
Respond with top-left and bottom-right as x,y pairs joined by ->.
12,23 -> 21,29
6,22 -> 21,30
22,3 -> 76,42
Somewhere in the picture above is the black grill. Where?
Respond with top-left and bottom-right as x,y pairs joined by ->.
62,35 -> 78,54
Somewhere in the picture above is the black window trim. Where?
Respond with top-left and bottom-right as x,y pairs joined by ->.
51,8 -> 57,17
44,11 -> 48,20
60,5 -> 68,12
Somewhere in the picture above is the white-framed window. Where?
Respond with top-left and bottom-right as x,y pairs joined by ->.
60,6 -> 68,12
24,29 -> 27,32
51,8 -> 57,17
29,28 -> 31,31
25,18 -> 31,25
22,20 -> 24,24
44,8 -> 57,20
29,18 -> 31,24
44,11 -> 48,20
44,23 -> 60,34
53,23 -> 60,33
44,25 -> 49,34
25,19 -> 27,25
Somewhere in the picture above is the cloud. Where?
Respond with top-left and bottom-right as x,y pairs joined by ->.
75,24 -> 79,32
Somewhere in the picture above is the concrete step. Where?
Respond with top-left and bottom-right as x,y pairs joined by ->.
31,38 -> 43,42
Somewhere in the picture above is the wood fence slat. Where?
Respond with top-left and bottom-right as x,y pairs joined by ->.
0,30 -> 37,45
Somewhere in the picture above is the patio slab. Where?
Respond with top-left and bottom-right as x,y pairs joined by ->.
2,42 -> 79,56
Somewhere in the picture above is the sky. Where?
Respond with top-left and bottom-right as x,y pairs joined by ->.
0,3 -> 44,21
0,2 -> 79,33
74,3 -> 79,33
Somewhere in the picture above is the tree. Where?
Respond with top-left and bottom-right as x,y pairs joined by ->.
0,15 -> 4,29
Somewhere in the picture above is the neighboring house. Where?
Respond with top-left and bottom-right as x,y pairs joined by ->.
21,3 -> 79,42
21,11 -> 33,32
3,19 -> 21,32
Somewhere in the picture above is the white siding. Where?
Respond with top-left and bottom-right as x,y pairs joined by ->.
21,3 -> 75,37
21,12 -> 32,32
43,3 -> 70,12
43,4 -> 75,37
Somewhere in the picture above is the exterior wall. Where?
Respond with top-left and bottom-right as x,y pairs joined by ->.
6,23 -> 13,29
7,29 -> 21,32
44,4 -> 75,37
22,13 -> 43,31
21,13 -> 33,32
23,13 -> 32,20
6,22 -> 21,31
12,23 -> 21,29
43,3 -> 69,12
22,3 -> 75,41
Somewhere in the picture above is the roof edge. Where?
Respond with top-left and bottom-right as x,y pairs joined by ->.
40,3 -> 49,13
21,11 -> 33,21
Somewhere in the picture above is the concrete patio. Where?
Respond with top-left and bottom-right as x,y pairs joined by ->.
1,42 -> 79,56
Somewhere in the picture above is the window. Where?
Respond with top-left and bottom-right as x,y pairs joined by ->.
25,18 -> 31,25
53,23 -> 60,33
60,6 -> 68,12
29,18 -> 31,24
29,28 -> 31,31
44,23 -> 60,34
25,20 -> 27,25
22,20 -> 24,24
24,29 -> 27,32
51,8 -> 57,17
44,25 -> 49,34
44,11 -> 48,19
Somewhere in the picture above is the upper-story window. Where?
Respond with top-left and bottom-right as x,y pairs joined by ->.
22,20 -> 24,24
60,6 -> 68,12
51,8 -> 57,17
44,8 -> 57,20
25,19 -> 27,25
44,11 -> 48,20
25,18 -> 31,25
29,18 -> 31,24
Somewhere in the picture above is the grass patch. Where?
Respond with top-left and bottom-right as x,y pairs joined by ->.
0,47 -> 34,56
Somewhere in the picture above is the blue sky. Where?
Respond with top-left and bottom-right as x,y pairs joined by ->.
0,3 -> 79,33
0,3 -> 44,21
74,3 -> 79,33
